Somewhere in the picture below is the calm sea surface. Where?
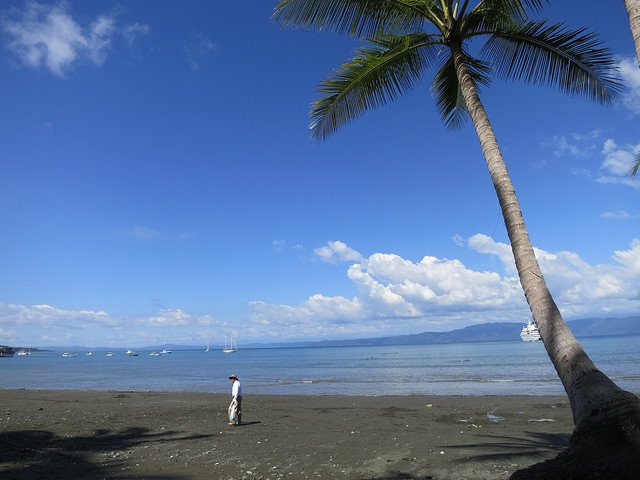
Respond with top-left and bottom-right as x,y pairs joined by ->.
2,336 -> 639,396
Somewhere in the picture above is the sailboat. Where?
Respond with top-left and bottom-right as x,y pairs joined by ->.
222,337 -> 237,353
205,340 -> 210,352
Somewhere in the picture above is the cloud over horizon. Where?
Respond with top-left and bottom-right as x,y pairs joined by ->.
249,236 -> 640,339
2,234 -> 640,346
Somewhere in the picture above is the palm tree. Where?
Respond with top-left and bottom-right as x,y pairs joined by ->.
625,0 -> 640,179
274,1 -> 640,477
626,0 -> 640,65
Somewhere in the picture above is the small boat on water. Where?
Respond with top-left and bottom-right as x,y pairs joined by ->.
85,352 -> 93,356
520,320 -> 542,342
17,348 -> 31,356
106,352 -> 114,357
150,352 -> 161,356
62,352 -> 77,357
223,337 -> 237,353
160,349 -> 172,354
126,349 -> 139,356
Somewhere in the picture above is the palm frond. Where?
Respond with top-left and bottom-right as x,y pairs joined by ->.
630,153 -> 640,178
470,0 -> 546,21
462,2 -> 519,34
461,0 -> 548,34
482,20 -> 623,104
273,0 -> 430,37
432,50 -> 491,129
310,33 -> 440,140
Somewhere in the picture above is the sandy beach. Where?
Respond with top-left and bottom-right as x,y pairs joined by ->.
0,390 -> 574,479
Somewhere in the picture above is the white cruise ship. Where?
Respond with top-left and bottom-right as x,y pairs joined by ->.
520,320 -> 542,342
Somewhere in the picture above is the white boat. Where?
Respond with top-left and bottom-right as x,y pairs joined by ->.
62,352 -> 77,357
106,352 -> 114,357
16,349 -> 31,356
223,338 -> 237,353
160,349 -> 172,354
150,352 -> 161,356
520,320 -> 542,342
85,352 -> 93,356
205,340 -> 210,352
126,349 -> 139,356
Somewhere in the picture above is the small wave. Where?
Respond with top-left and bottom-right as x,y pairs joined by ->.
611,375 -> 640,381
272,378 -> 344,386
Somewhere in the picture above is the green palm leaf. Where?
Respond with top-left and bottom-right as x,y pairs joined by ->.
273,0 -> 430,37
482,20 -> 622,104
310,33 -> 439,140
630,153 -> 640,178
472,0 -> 546,19
432,50 -> 491,129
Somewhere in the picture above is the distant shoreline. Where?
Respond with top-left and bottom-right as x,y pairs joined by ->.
8,316 -> 639,351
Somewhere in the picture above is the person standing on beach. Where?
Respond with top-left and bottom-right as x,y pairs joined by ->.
228,374 -> 242,426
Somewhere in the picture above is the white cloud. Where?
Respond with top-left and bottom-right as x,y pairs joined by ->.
136,308 -> 224,328
613,239 -> 640,274
0,302 -> 116,328
618,56 -> 640,115
249,236 -> 640,338
184,32 -> 219,72
117,226 -> 196,241
0,302 -> 229,347
314,240 -> 364,264
600,210 -> 634,220
272,239 -> 305,253
597,138 -> 640,187
272,239 -> 286,252
120,225 -> 162,240
122,22 -> 150,46
542,130 -> 601,158
2,2 -> 115,75
4,237 -> 640,345
1,2 -> 149,76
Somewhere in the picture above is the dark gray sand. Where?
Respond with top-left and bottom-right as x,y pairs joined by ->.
0,390 -> 573,479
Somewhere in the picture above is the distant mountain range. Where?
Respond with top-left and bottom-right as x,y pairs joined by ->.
20,315 -> 640,351
244,315 -> 640,349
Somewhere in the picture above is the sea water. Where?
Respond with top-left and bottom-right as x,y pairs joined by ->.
1,336 -> 638,396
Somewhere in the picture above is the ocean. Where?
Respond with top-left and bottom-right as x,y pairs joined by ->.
2,336 -> 639,396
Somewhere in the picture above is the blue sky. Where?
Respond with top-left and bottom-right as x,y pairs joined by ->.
1,1 -> 639,348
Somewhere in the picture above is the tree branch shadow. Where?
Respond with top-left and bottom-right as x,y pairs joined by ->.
355,431 -> 570,480
444,431 -> 570,463
0,427 -> 214,480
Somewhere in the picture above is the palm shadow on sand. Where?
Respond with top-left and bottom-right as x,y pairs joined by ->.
444,431 -> 570,462
0,427 -> 214,480
359,431 -> 569,480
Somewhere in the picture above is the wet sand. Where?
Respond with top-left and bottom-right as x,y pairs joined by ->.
0,390 -> 573,479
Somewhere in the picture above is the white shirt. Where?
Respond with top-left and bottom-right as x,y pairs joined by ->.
232,380 -> 242,398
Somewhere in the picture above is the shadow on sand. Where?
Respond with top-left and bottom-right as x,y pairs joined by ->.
362,474 -> 435,480
0,427 -> 213,480
445,431 -> 570,463
359,431 -> 570,480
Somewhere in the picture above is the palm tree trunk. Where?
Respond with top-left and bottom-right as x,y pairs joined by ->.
626,0 -> 640,65
450,43 -> 640,451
